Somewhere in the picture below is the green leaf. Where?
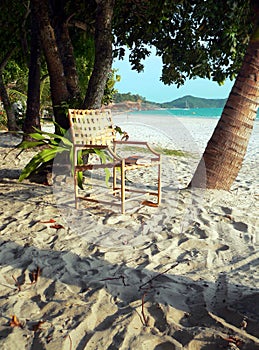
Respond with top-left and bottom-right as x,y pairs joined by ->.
104,168 -> 111,187
28,132 -> 47,141
18,148 -> 59,181
18,140 -> 46,149
34,128 -> 72,147
53,121 -> 67,136
48,144 -> 68,152
49,139 -> 61,146
19,157 -> 42,182
77,171 -> 84,190
94,148 -> 112,164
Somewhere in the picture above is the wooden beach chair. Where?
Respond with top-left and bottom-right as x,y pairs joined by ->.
68,109 -> 162,214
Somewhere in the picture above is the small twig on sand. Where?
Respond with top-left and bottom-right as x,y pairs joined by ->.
64,334 -> 73,350
139,260 -> 189,290
3,145 -> 23,160
141,293 -> 148,326
68,334 -> 72,350
100,275 -> 128,286
12,275 -> 22,291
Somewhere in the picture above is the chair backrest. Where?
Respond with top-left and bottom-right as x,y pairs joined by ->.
68,109 -> 115,146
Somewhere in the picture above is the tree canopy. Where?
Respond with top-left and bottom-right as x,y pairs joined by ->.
0,0 -> 255,124
113,0 -> 252,85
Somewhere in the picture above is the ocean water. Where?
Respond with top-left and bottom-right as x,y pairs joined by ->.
131,107 -> 259,119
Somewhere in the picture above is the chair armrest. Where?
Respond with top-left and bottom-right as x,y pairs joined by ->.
74,144 -> 107,151
114,140 -> 161,157
73,144 -> 123,162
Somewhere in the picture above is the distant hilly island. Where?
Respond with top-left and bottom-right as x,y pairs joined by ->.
113,93 -> 227,110
159,95 -> 226,109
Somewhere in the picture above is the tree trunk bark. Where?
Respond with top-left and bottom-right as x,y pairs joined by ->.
31,0 -> 70,130
189,24 -> 259,190
57,22 -> 80,100
0,48 -> 18,131
51,1 -> 80,102
23,1 -> 41,139
0,71 -> 18,131
83,0 -> 115,109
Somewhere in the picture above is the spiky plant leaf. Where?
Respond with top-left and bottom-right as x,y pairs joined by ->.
18,147 -> 64,181
18,140 -> 47,149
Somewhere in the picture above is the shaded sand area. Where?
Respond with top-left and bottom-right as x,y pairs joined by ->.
0,116 -> 258,349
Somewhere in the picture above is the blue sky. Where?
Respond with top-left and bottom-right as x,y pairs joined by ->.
113,50 -> 234,103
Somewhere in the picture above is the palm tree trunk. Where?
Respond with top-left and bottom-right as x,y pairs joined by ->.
51,0 -> 80,101
189,26 -> 259,190
23,1 -> 41,139
31,0 -> 70,130
0,71 -> 18,131
83,0 -> 115,109
0,48 -> 18,131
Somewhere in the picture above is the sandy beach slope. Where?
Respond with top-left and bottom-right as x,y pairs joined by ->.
0,115 -> 258,350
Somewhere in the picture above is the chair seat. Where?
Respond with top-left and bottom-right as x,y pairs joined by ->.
125,160 -> 160,170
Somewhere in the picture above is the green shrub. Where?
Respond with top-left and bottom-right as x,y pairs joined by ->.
18,123 -> 112,188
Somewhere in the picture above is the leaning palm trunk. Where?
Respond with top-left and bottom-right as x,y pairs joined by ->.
189,31 -> 259,190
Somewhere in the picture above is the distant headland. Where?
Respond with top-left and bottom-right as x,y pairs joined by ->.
110,93 -> 226,111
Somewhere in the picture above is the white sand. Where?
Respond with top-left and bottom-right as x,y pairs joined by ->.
0,115 -> 258,349
113,114 -> 259,156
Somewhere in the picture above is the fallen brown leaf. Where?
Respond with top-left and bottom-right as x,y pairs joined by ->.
224,336 -> 243,347
32,320 -> 45,332
9,315 -> 23,328
50,224 -> 65,230
141,200 -> 158,207
40,219 -> 56,223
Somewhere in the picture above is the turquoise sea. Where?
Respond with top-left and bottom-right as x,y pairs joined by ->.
131,107 -> 259,119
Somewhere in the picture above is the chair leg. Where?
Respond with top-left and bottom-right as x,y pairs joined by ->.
74,170 -> 79,209
121,163 -> 125,214
157,163 -> 162,205
113,166 -> 117,194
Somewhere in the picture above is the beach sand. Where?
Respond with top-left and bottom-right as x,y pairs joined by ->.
0,115 -> 258,349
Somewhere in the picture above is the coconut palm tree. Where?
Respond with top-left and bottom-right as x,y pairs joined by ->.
189,5 -> 259,189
